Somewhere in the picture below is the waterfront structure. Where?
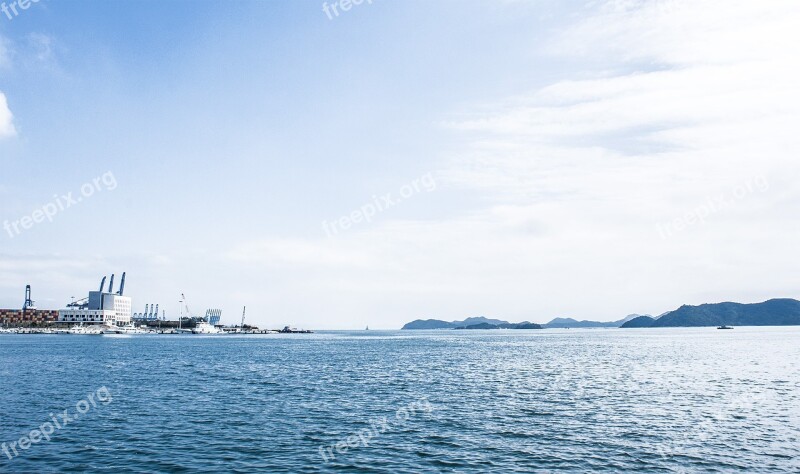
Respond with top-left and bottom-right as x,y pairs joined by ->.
58,273 -> 132,327
205,309 -> 222,326
133,303 -> 161,321
0,285 -> 58,327
0,309 -> 59,327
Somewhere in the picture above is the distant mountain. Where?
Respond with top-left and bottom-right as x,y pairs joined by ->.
401,319 -> 456,330
403,300 -> 800,330
544,318 -> 615,328
650,299 -> 800,327
620,316 -> 657,328
620,314 -> 648,324
458,317 -> 510,327
402,317 -> 542,330
543,314 -> 649,329
455,321 -> 543,330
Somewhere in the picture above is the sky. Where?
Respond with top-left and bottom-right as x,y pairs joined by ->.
1,0 -> 799,329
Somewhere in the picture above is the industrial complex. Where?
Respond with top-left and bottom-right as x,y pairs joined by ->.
59,273 -> 132,326
0,274 -> 312,334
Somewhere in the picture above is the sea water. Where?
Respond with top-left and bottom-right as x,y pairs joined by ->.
1,327 -> 798,472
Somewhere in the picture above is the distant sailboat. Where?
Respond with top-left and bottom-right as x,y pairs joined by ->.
365,326 -> 369,331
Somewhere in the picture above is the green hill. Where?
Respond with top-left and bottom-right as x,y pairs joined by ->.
650,299 -> 800,327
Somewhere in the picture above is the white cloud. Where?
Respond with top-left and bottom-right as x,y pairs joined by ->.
0,35 -> 17,139
0,92 -> 15,140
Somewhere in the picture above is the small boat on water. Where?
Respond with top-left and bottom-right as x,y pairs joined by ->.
68,324 -> 103,335
192,321 -> 223,334
279,326 -> 313,334
101,326 -> 121,335
717,325 -> 734,330
118,323 -> 151,335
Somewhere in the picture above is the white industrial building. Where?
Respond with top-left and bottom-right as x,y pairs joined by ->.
58,273 -> 132,326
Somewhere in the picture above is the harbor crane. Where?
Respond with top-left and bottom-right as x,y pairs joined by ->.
181,293 -> 193,318
23,285 -> 36,310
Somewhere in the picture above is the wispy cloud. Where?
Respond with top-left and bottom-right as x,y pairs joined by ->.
0,253 -> 112,306
27,33 -> 54,63
431,0 -> 800,317
0,39 -> 8,68
446,1 -> 800,199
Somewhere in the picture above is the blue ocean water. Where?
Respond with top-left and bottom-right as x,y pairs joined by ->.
1,328 -> 799,472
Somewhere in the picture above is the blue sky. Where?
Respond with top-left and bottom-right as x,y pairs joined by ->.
2,0 -> 799,328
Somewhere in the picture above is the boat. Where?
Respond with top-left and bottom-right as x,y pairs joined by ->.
279,326 -> 313,334
192,321 -> 223,334
101,326 -> 121,334
717,325 -> 734,330
117,323 -> 150,335
68,324 -> 103,335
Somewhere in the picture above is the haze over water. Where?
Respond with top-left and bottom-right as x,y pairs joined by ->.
1,328 -> 798,472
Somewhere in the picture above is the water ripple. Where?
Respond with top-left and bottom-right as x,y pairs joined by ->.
1,327 -> 799,472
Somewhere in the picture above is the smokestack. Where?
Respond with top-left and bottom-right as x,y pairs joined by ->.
118,272 -> 126,295
99,276 -> 107,293
108,274 -> 115,294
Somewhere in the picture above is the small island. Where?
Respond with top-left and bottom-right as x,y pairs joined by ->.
402,317 -> 542,330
